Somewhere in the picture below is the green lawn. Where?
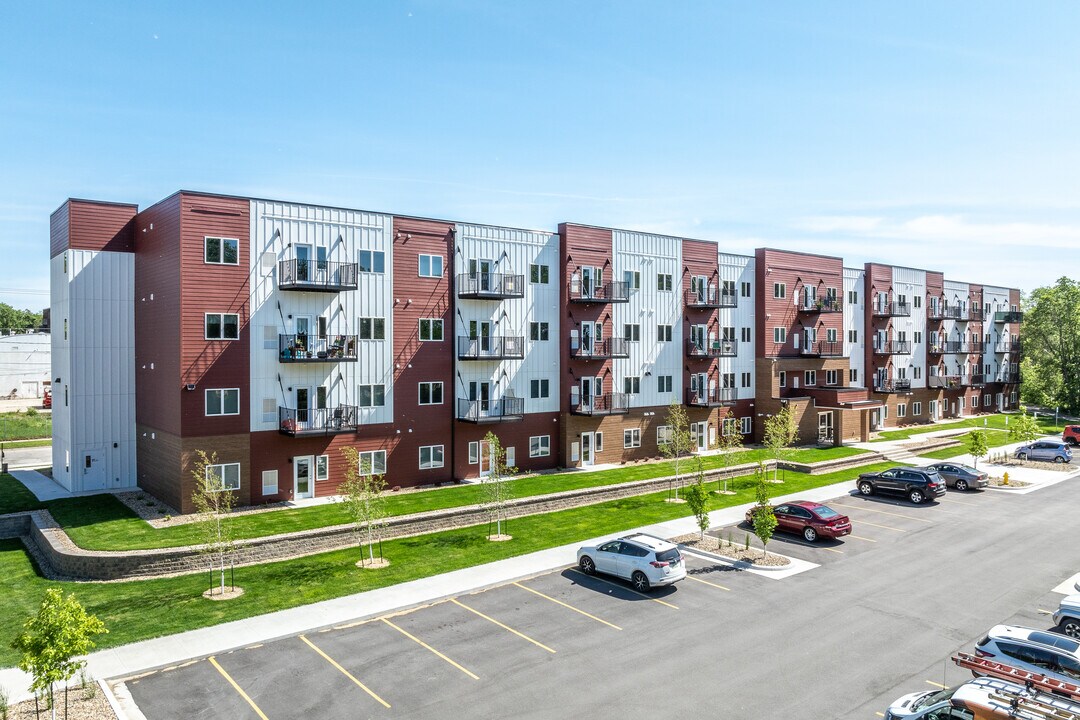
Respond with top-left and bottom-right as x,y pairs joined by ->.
871,413 -> 1064,442
0,410 -> 51,441
0,460 -> 893,668
1,438 -> 52,449
0,473 -> 43,515
45,445 -> 868,552
918,428 -> 1017,460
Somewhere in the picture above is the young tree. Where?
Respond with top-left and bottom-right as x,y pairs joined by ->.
659,399 -> 695,501
191,450 -> 238,596
763,404 -> 799,483
480,431 -> 514,540
339,446 -> 389,567
714,408 -> 744,494
683,459 -> 710,541
967,429 -> 989,469
751,463 -> 778,559
1007,407 -> 1042,444
11,589 -> 107,720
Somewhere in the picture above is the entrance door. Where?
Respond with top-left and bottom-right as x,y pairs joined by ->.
581,432 -> 595,467
469,381 -> 491,414
295,244 -> 312,282
692,422 -> 708,451
81,449 -> 106,491
295,387 -> 311,429
295,316 -> 312,358
581,267 -> 600,298
929,400 -> 938,421
478,440 -> 492,477
470,321 -> 492,353
690,324 -> 706,353
294,456 -> 314,499
580,377 -> 595,411
315,246 -> 328,284
470,259 -> 493,291
818,412 -> 833,444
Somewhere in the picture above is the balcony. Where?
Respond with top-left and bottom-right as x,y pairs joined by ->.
457,397 -> 525,423
456,273 -> 525,300
569,392 -> 630,416
278,405 -> 358,436
278,334 -> 358,363
968,308 -> 984,321
994,310 -> 1024,323
568,280 -> 630,304
968,340 -> 984,354
943,307 -> 969,321
278,259 -> 358,293
874,378 -> 912,393
685,287 -> 738,309
570,337 -> 630,360
685,387 -> 737,407
872,301 -> 911,317
927,307 -> 946,321
799,341 -> 844,357
928,375 -> 983,389
686,339 -> 738,359
1009,340 -> 1023,354
798,297 -> 842,314
929,341 -> 970,355
457,336 -> 525,361
994,372 -> 1020,384
872,340 -> 912,355
964,374 -> 986,387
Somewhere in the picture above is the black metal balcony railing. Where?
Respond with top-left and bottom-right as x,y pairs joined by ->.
963,374 -> 986,387
874,378 -> 912,393
686,339 -> 738,358
278,334 -> 358,363
994,310 -> 1024,323
568,280 -> 631,303
928,375 -> 965,390
873,340 -> 912,355
456,396 -> 525,423
278,259 -> 359,292
798,296 -> 842,313
1009,339 -> 1023,353
872,301 -> 911,317
570,337 -> 630,359
967,340 -> 984,354
685,387 -> 737,407
456,273 -> 525,300
457,336 -> 525,360
927,307 -> 946,321
279,405 -> 358,436
995,372 -> 1020,384
800,341 -> 844,357
943,307 -> 968,321
968,308 -> 984,321
569,392 -> 630,416
929,341 -> 971,354
684,288 -> 738,309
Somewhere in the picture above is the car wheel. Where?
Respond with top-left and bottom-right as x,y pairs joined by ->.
579,556 -> 596,575
803,526 -> 817,542
909,489 -> 925,504
956,479 -> 969,492
631,571 -> 651,593
858,481 -> 874,496
1017,453 -> 1028,461
1060,618 -> 1080,639
1055,456 -> 1066,464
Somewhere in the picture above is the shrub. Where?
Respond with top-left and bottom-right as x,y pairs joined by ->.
25,407 -> 37,417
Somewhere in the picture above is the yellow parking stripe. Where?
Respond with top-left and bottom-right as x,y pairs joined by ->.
380,618 -> 479,680
512,582 -> 623,630
299,635 -> 391,709
846,534 -> 877,542
926,680 -> 949,689
450,598 -> 556,654
684,574 -> 732,592
832,502 -> 932,523
208,656 -> 269,720
568,568 -> 679,609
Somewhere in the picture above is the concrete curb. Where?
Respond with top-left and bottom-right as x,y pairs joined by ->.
675,543 -> 790,572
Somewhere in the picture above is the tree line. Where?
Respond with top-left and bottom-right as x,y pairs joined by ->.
1019,277 -> 1080,414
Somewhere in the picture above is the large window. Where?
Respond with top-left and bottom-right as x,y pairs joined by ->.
657,324 -> 672,342
530,322 -> 549,341
205,313 -> 239,340
359,317 -> 386,340
419,382 -> 443,405
419,319 -> 443,341
358,249 -> 385,274
773,282 -> 786,299
205,388 -> 240,416
205,237 -> 239,265
530,264 -> 549,284
358,384 -> 386,407
529,435 -> 551,458
773,327 -> 786,344
657,375 -> 673,393
316,455 -> 329,481
419,445 -> 444,470
624,376 -> 641,394
657,425 -> 672,445
740,417 -> 752,435
207,463 -> 241,491
623,428 -> 641,448
657,273 -> 672,291
624,324 -> 641,342
418,254 -> 443,278
358,450 -> 386,475
530,379 -> 550,399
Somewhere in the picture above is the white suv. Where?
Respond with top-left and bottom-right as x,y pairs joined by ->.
576,534 -> 686,592
974,625 -> 1080,684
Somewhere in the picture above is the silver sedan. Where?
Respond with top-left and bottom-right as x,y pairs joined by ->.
923,462 -> 989,491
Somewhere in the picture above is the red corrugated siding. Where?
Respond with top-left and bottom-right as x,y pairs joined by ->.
756,248 -> 844,358
559,224 -> 615,414
67,200 -> 137,256
249,430 -> 396,502
453,414 -> 561,480
682,238 -> 720,390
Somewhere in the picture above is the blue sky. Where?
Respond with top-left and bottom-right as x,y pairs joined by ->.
2,1 -> 1079,311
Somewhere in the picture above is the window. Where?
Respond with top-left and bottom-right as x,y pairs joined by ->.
357,450 -> 386,475
913,366 -> 922,379
773,282 -> 786,299
912,402 -> 922,416
358,384 -> 386,407
778,371 -> 787,388
623,270 -> 641,289
826,370 -> 838,386
205,388 -> 240,416
741,327 -> 751,343
530,264 -> 550,284
419,382 -> 443,405
897,404 -> 907,418
530,322 -> 549,341
468,441 -> 479,464
850,368 -> 858,383
530,379 -> 550,399
529,435 -> 550,458
261,470 -> 278,495
848,329 -> 858,343
914,331 -> 922,344
358,250 -> 385,273
624,376 -> 641,394
623,428 -> 641,448
359,317 -> 386,340
418,445 -> 444,469
741,372 -> 751,388
914,295 -> 922,308
656,273 -> 672,291
741,281 -> 751,297
207,463 -> 241,491
805,370 -> 817,386
722,417 -> 738,436
848,290 -> 858,304
418,254 -> 443,278
316,455 -> 329,481
205,237 -> 239,265
205,313 -> 239,340
624,324 -> 641,341
740,417 -> 752,434
657,375 -> 673,393
657,324 -> 672,342
505,446 -> 516,468
418,318 -> 442,341
657,425 -> 673,445
594,433 -> 603,452
984,394 -> 992,407
827,328 -> 837,343
723,372 -> 735,389
773,327 -> 786,344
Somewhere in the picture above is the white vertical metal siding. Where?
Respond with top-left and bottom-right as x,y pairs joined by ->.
843,268 -> 865,386
892,267 -> 926,388
982,285 -> 1011,380
942,280 -> 970,377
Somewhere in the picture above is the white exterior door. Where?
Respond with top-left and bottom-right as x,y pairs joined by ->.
81,449 -> 106,491
295,244 -> 313,282
294,456 -> 314,499
581,432 -> 595,467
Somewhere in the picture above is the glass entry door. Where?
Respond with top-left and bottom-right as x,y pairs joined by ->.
295,456 -> 314,499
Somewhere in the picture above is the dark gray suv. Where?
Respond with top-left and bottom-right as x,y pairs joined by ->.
856,467 -> 947,504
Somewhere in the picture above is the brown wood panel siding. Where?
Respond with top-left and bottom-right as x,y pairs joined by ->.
392,217 -> 455,484
755,248 -> 844,359
453,413 -> 560,480
178,193 -> 251,437
136,424 -> 184,511
135,194 -> 183,436
66,200 -> 137,256
49,201 -> 70,259
682,238 -> 721,390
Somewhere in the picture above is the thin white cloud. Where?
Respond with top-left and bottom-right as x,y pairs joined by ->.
796,213 -> 1080,250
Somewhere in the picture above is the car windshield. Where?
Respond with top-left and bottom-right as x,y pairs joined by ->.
913,688 -> 955,709
958,465 -> 979,474
813,506 -> 840,519
655,548 -> 681,563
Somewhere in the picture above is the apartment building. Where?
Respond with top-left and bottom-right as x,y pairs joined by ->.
49,191 -> 1021,510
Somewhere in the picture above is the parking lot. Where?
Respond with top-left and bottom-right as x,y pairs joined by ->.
118,471 -> 1080,719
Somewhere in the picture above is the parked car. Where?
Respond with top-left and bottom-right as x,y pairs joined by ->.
744,500 -> 851,542
885,676 -> 1080,719
855,467 -> 946,504
974,625 -> 1080,684
1014,440 -> 1073,464
576,533 -> 686,592
1064,425 -> 1080,446
1053,595 -> 1080,639
923,462 -> 989,491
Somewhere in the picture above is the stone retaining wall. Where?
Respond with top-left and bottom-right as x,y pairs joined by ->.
0,512 -> 31,539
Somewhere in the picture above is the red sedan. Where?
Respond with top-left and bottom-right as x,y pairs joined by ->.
744,500 -> 852,542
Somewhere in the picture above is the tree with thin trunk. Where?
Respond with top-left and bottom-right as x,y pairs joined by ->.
967,429 -> 989,469
480,431 -> 514,540
339,446 -> 389,567
1007,407 -> 1041,444
714,408 -> 744,494
659,399 -> 695,501
684,458 -> 711,541
191,450 -> 238,597
11,589 -> 106,720
763,404 -> 799,483
751,463 -> 778,559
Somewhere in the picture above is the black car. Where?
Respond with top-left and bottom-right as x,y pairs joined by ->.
855,467 -> 946,504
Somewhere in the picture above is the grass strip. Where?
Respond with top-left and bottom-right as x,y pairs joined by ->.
871,413 -> 1064,442
0,411 -> 51,441
0,473 -> 44,515
918,429 -> 1016,460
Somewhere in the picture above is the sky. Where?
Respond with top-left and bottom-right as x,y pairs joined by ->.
2,1 -> 1079,311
